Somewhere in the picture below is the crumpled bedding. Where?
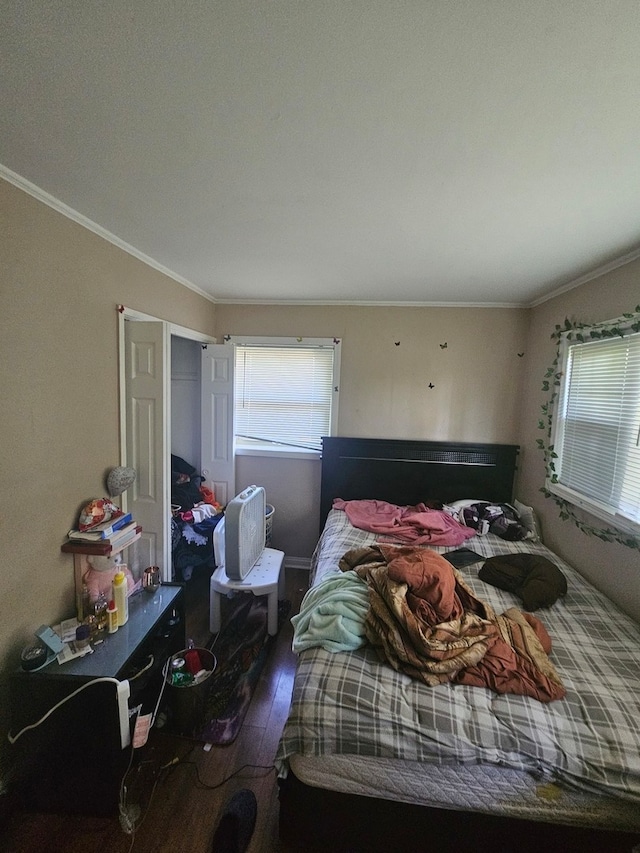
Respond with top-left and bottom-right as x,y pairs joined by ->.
333,497 -> 477,546
277,509 -> 640,803
339,544 -> 565,703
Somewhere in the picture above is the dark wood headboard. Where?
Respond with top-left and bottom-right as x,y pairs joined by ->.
320,437 -> 519,528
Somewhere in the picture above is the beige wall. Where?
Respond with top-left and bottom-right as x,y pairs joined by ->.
0,179 -> 216,777
216,303 -> 529,557
518,261 -> 640,622
216,304 -> 528,443
235,454 -> 322,564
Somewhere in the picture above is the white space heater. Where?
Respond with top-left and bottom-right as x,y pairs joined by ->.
210,485 -> 285,636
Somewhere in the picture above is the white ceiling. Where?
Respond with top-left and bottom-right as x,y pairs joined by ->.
3,1 -> 640,306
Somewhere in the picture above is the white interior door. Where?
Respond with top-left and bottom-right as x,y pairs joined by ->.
201,344 -> 235,505
124,320 -> 170,579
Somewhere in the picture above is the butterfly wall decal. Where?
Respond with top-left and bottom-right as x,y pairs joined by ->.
439,342 -> 448,349
428,382 -> 435,389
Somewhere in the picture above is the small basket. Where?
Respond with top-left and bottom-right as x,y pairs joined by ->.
265,504 -> 275,547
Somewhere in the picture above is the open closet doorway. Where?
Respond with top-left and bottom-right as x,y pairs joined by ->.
119,309 -> 234,582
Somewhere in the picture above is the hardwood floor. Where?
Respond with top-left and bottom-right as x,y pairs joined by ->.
1,566 -> 310,853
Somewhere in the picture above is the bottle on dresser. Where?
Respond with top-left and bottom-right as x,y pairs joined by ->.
107,600 -> 118,634
112,571 -> 129,627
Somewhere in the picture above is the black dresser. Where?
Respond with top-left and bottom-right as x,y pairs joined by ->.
9,584 -> 185,816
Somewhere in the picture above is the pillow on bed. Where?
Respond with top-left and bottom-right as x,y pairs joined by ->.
445,500 -> 527,541
512,499 -> 542,542
479,553 -> 567,611
444,500 -> 487,529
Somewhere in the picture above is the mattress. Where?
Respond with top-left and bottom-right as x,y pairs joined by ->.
289,754 -> 640,831
276,508 -> 640,830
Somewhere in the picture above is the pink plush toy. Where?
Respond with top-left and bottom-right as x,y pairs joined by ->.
83,553 -> 135,604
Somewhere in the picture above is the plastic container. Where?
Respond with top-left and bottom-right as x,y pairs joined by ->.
75,623 -> 91,651
112,571 -> 128,627
107,599 -> 118,633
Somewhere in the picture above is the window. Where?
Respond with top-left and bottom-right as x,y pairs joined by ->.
233,337 -> 340,453
550,326 -> 640,535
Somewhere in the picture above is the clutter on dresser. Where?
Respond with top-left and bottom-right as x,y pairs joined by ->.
61,496 -> 143,622
65,497 -> 141,550
143,565 -> 161,593
57,483 -> 165,668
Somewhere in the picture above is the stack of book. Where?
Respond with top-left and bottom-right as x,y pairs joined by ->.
63,512 -> 141,555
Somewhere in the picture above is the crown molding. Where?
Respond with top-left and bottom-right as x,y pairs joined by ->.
1,164 -> 216,304
213,298 -> 524,308
529,246 -> 640,308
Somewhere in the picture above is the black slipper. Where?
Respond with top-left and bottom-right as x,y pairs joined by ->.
211,788 -> 257,853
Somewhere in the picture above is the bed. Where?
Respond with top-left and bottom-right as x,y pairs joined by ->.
276,437 -> 640,853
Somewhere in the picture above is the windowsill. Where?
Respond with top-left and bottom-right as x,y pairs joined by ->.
235,444 -> 321,461
546,480 -> 640,538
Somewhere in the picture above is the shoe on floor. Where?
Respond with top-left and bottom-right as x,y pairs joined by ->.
211,788 -> 257,853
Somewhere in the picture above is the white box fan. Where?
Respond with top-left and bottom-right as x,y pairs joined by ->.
213,485 -> 266,580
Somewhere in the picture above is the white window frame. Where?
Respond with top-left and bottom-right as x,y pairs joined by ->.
548,324 -> 640,537
232,336 -> 341,459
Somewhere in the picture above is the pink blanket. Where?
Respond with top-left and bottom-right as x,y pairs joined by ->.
332,498 -> 476,547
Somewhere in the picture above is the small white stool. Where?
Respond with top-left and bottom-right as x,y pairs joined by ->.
209,547 -> 285,636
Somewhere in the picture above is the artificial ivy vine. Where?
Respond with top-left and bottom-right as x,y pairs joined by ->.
537,304 -> 640,550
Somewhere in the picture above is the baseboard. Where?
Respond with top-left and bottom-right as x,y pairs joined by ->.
283,556 -> 311,571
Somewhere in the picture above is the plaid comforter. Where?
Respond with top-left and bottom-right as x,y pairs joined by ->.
276,509 -> 640,801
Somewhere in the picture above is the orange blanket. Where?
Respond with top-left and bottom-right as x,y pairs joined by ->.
339,545 -> 565,703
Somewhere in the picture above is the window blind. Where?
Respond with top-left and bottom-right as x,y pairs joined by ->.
235,345 -> 335,451
556,331 -> 640,526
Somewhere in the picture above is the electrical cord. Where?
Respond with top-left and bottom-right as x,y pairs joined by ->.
119,750 -> 276,846
150,656 -> 171,727
119,704 -> 143,835
6,677 -> 123,744
209,626 -> 223,650
164,758 -> 276,790
121,755 -> 179,843
128,654 -> 154,681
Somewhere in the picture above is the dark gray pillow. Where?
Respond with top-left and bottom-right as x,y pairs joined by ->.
479,553 -> 567,611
